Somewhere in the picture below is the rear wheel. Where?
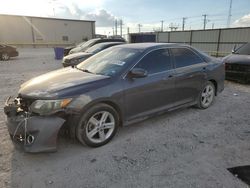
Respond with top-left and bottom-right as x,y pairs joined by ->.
76,103 -> 119,147
1,52 -> 10,61
197,81 -> 215,109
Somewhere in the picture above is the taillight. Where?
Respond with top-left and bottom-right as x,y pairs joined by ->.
224,63 -> 228,70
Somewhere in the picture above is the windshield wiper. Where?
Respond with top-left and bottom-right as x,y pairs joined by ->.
81,69 -> 94,74
72,65 -> 94,74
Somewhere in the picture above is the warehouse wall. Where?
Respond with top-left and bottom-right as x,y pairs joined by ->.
0,14 -> 95,46
169,31 -> 191,43
155,27 -> 250,56
0,15 -> 33,43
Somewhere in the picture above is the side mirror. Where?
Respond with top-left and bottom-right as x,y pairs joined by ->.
128,68 -> 148,78
232,44 -> 237,53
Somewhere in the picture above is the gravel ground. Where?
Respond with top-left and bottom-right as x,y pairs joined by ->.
0,48 -> 250,188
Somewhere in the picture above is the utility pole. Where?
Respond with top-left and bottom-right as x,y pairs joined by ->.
127,27 -> 130,34
202,14 -> 208,30
49,0 -> 57,17
115,20 -> 118,35
212,23 -> 215,29
138,24 -> 142,33
120,19 -> 123,36
227,0 -> 233,28
160,20 -> 164,32
182,17 -> 187,31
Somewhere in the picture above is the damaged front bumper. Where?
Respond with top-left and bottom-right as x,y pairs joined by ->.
4,97 -> 65,153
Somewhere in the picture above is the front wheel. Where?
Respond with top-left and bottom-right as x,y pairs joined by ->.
1,53 -> 10,61
197,81 -> 215,109
76,103 -> 119,147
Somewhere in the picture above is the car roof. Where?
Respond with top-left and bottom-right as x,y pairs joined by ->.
94,41 -> 125,46
113,43 -> 191,50
111,42 -> 211,62
91,38 -> 125,41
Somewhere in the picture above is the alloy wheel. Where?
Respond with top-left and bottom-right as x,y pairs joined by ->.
2,53 -> 9,61
85,111 -> 115,144
201,85 -> 214,108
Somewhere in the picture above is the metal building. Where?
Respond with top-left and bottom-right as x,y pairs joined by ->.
0,14 -> 95,47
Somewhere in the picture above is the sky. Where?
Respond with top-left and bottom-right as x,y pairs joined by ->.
0,0 -> 250,36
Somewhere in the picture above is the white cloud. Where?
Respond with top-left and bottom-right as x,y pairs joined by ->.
55,4 -> 115,27
232,13 -> 250,27
84,9 -> 116,27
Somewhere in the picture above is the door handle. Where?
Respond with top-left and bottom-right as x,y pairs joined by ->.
163,75 -> 174,80
202,67 -> 206,72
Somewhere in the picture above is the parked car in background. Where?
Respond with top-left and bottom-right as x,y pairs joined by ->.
63,41 -> 86,56
62,42 -> 125,67
222,43 -> 250,83
4,43 -> 224,152
68,38 -> 126,54
0,44 -> 18,61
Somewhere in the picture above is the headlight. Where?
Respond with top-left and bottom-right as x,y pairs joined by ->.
71,57 -> 86,64
30,98 -> 72,115
71,58 -> 80,64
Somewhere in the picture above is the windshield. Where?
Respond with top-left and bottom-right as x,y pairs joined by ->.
85,44 -> 106,54
79,39 -> 98,51
235,43 -> 250,55
76,41 -> 86,47
77,47 -> 141,76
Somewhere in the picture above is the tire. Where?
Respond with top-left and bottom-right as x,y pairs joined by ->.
76,103 -> 119,147
197,81 -> 215,109
1,52 -> 10,61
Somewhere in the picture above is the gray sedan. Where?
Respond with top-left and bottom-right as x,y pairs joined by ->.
4,43 -> 225,152
62,42 -> 125,67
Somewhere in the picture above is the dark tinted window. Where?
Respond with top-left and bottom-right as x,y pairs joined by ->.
135,49 -> 172,74
86,43 -> 107,53
235,43 -> 250,55
171,48 -> 203,68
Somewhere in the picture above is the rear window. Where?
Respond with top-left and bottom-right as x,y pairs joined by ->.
171,48 -> 204,68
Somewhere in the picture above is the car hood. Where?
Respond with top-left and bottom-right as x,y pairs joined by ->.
64,46 -> 75,50
222,54 -> 250,65
19,67 -> 111,99
64,52 -> 93,60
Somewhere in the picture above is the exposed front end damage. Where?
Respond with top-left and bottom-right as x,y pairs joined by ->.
4,97 -> 65,153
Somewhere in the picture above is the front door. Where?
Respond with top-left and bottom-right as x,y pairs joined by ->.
123,48 -> 176,121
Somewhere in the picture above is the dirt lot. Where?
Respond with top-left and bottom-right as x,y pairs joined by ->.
0,48 -> 250,188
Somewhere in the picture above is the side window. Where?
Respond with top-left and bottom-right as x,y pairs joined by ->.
135,49 -> 172,74
171,48 -> 204,68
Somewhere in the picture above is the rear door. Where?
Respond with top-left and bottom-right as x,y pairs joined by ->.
123,48 -> 176,120
170,47 -> 208,104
